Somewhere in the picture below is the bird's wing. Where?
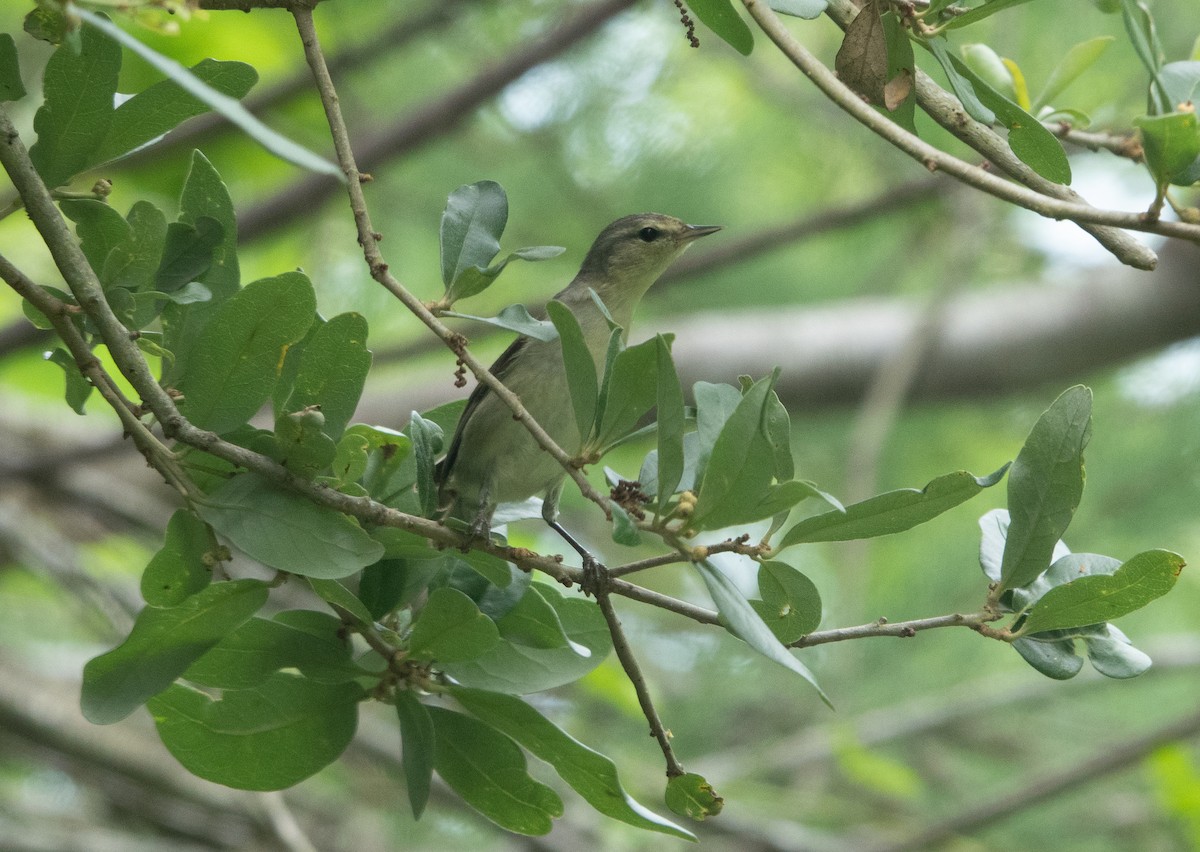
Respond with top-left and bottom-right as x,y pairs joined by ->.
435,334 -> 530,486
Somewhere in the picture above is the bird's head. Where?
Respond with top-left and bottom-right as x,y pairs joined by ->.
579,213 -> 720,288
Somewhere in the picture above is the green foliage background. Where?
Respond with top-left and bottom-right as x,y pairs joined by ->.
1,1 -> 1199,849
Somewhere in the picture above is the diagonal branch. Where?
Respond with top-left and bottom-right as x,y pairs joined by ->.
742,0 -> 1200,269
290,7 -> 613,518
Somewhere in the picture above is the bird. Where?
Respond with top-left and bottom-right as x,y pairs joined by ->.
435,213 -> 720,542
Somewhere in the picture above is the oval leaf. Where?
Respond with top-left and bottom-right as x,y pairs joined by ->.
176,271 -> 316,434
409,587 -> 500,663
695,560 -> 830,706
1021,550 -> 1184,634
197,473 -> 384,578
427,706 -> 563,835
452,687 -> 695,839
148,674 -> 362,791
141,509 -> 214,607
999,386 -> 1092,591
779,467 -> 1007,549
81,579 -> 268,724
395,691 -> 435,819
440,180 -> 507,288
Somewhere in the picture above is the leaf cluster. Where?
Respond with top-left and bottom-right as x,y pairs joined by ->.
0,8 -> 1189,843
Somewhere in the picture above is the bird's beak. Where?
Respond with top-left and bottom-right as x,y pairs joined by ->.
682,224 -> 722,241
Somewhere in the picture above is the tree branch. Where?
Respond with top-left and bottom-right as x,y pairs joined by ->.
290,6 -> 613,518
868,708 -> 1200,852
742,0 -> 1200,269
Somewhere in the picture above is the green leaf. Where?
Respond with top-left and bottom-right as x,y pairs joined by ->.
408,411 -> 443,518
1134,111 -> 1200,185
103,200 -> 167,294
928,37 -> 995,124
947,51 -> 1072,183
409,587 -> 500,663
347,425 -> 413,504
693,381 -> 742,485
29,21 -> 119,187
307,577 -> 375,627
609,501 -> 643,546
443,304 -> 559,342
73,8 -> 342,179
331,431 -> 369,486
692,373 -> 778,529
694,560 -> 830,706
597,336 -> 660,448
141,509 -> 214,607
0,34 -> 26,102
493,585 -> 573,650
428,706 -> 563,834
46,348 -> 93,414
161,152 -> 241,384
395,691 -> 435,819
1121,0 -> 1167,109
440,180 -> 507,288
81,579 -> 269,724
961,43 -> 1016,102
273,408 -> 337,478
455,548 -> 515,587
1082,624 -> 1152,678
196,474 -> 384,578
777,467 -> 1007,549
880,11 -> 917,131
183,611 -> 364,689
280,312 -> 371,442
940,0 -> 1036,30
95,59 -> 257,165
1159,61 -> 1200,111
440,583 -> 610,694
665,772 -> 724,820
999,385 -> 1092,591
148,674 -> 361,791
178,150 -> 239,298
655,337 -> 686,512
357,559 -> 432,619
153,217 -> 224,293
23,5 -> 69,45
1021,550 -> 1184,634
452,688 -> 695,839
689,0 -> 754,55
1012,633 -> 1085,679
545,299 -> 600,440
175,271 -> 316,434
1034,36 -> 1115,110
445,245 -> 566,305
439,558 -> 529,621
749,561 -> 821,644
60,198 -> 129,274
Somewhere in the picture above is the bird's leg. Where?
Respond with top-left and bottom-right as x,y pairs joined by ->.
541,482 -> 609,597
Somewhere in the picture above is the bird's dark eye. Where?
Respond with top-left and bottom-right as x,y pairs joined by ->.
638,227 -> 660,242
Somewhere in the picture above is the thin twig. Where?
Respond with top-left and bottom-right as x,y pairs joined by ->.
0,253 -> 194,500
594,591 -> 686,777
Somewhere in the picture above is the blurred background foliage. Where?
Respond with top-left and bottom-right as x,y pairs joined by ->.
2,0 -> 1199,849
